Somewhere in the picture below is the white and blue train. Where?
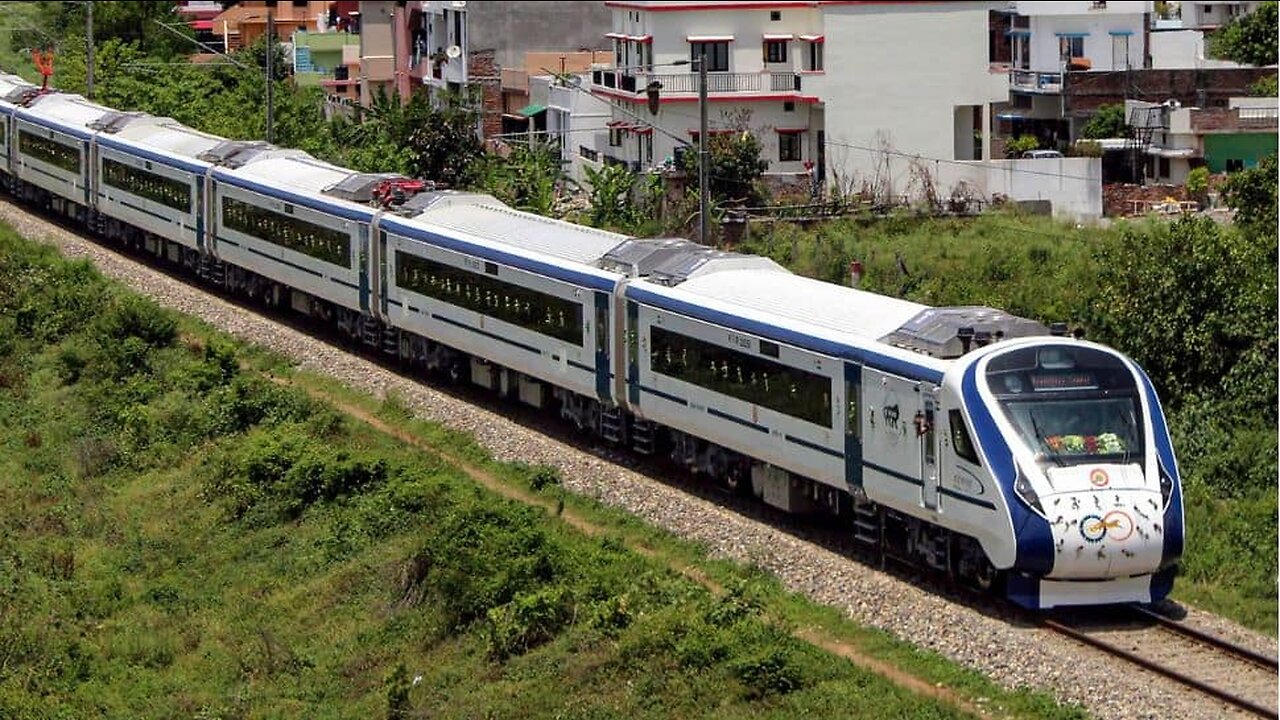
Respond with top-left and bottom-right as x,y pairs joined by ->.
0,74 -> 1183,609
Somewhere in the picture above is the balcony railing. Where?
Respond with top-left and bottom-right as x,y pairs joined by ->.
591,70 -> 802,95
1009,69 -> 1062,92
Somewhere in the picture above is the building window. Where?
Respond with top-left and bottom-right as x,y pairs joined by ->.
396,251 -> 583,345
1091,1 -> 1107,8
804,41 -> 823,71
779,132 -> 801,162
770,10 -> 781,21
764,40 -> 788,64
102,158 -> 192,212
19,130 -> 80,174
221,196 -> 351,268
1226,158 -> 1244,172
783,101 -> 795,112
1059,36 -> 1084,62
609,128 -> 623,146
1158,157 -> 1170,178
690,41 -> 729,72
650,326 -> 832,427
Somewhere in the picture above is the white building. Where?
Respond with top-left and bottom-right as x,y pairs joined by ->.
421,0 -> 471,98
529,72 -> 614,184
996,1 -> 1151,147
587,1 -> 1009,193
1128,96 -> 1279,184
1150,1 -> 1266,69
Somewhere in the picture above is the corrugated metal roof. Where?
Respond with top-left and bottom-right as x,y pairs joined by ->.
413,201 -> 630,266
671,269 -> 929,341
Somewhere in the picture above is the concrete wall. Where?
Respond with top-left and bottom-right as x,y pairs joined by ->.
465,1 -> 612,69
1150,29 -> 1245,69
821,2 -> 1008,189
935,157 -> 1104,220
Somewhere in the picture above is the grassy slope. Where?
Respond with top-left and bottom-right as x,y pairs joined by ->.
0,229 -> 1089,718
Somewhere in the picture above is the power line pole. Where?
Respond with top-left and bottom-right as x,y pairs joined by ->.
697,49 -> 709,246
85,1 -> 93,99
265,5 -> 274,144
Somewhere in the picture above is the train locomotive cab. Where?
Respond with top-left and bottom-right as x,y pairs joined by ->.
967,341 -> 1183,609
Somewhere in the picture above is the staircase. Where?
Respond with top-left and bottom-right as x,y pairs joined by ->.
631,418 -> 655,455
600,405 -> 625,444
852,500 -> 881,548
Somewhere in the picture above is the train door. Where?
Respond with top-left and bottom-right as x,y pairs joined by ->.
594,291 -> 611,402
844,361 -> 863,490
920,387 -> 940,510
357,224 -> 370,314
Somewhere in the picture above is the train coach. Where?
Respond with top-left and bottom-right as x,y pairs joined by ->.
0,81 -> 1182,610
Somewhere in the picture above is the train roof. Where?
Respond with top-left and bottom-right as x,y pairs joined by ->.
0,74 -> 38,108
400,191 -> 629,267
95,114 -> 224,165
18,92 -> 114,137
213,149 -> 382,221
671,268 -> 929,341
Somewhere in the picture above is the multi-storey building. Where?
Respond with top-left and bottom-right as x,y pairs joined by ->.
588,1 -> 1010,190
1150,1 -> 1265,68
994,1 -> 1151,148
1128,96 -> 1278,184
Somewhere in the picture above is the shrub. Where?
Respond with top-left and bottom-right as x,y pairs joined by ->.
732,647 -> 806,698
1003,134 -> 1039,158
1081,103 -> 1128,139
484,586 -> 574,660
1185,166 -> 1210,202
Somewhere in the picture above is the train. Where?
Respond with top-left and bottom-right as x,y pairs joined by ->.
0,73 -> 1183,609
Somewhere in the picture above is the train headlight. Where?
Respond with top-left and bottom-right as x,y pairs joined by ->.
1014,470 -> 1045,517
1159,466 -> 1173,509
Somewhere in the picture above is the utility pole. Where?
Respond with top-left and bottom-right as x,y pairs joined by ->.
85,1 -> 93,99
697,49 -> 709,246
265,5 -> 275,144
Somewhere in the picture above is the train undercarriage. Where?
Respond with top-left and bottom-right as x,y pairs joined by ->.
15,173 -> 1001,595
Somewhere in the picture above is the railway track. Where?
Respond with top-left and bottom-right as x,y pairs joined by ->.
1043,605 -> 1279,718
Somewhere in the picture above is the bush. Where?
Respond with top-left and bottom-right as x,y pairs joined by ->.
1080,103 -> 1128,139
1185,166 -> 1210,202
1003,135 -> 1039,159
484,586 -> 574,660
732,647 -> 806,698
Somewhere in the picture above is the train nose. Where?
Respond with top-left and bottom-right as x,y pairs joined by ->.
1040,466 -> 1166,580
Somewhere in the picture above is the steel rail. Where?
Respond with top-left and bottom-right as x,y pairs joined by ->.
1042,617 -> 1278,719
1128,604 -> 1279,673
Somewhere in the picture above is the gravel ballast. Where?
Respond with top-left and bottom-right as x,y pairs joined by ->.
5,201 -> 1272,720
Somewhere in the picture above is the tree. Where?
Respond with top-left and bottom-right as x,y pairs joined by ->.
1207,1 -> 1278,66
1221,153 -> 1278,235
1080,104 -> 1128,139
1003,135 -> 1039,158
15,1 -> 197,60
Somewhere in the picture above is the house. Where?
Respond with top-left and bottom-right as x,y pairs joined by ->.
993,1 -> 1151,150
210,1 -> 335,50
1128,96 -> 1279,184
1150,1 -> 1267,68
292,29 -> 362,101
587,0 -> 1009,194
501,51 -> 613,137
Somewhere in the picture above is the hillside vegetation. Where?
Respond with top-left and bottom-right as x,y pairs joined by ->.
0,228 -> 1096,719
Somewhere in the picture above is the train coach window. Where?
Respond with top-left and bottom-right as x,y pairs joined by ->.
395,251 -> 584,345
948,409 -> 980,465
102,158 -> 192,212
19,130 -> 80,174
651,326 -> 831,427
221,196 -> 351,268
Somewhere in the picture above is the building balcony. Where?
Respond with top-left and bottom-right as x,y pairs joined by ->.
590,69 -> 804,97
1009,69 -> 1062,93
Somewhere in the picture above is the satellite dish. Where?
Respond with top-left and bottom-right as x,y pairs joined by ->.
445,45 -> 462,59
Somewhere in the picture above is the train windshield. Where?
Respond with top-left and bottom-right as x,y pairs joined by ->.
985,345 -> 1144,466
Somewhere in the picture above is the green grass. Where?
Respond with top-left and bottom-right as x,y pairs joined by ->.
0,222 -> 1092,718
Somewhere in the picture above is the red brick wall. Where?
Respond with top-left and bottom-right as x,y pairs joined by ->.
1064,68 -> 1275,117
468,49 -> 503,139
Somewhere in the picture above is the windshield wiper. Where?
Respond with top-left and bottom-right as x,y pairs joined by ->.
1029,410 -> 1065,468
